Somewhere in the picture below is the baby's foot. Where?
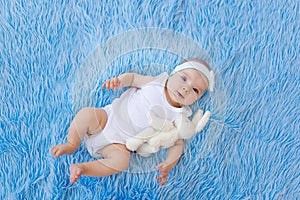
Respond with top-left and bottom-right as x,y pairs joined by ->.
50,143 -> 76,158
70,164 -> 83,183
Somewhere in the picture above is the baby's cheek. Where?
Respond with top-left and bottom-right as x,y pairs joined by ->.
189,94 -> 200,105
196,91 -> 204,99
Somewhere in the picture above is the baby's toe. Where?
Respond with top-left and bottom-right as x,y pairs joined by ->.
54,151 -> 60,158
51,146 -> 58,155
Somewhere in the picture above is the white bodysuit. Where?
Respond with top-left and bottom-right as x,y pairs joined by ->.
85,72 -> 192,157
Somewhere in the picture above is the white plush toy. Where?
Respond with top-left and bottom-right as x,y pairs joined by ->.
126,110 -> 211,157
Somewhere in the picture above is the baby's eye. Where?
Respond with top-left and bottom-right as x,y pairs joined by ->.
193,88 -> 199,94
181,76 -> 187,82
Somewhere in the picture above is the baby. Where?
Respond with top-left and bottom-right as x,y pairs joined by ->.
51,58 -> 214,186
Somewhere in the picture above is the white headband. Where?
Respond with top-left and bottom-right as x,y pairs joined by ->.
171,61 -> 215,92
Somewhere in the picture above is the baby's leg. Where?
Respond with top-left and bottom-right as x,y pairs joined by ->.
51,107 -> 107,158
70,144 -> 130,183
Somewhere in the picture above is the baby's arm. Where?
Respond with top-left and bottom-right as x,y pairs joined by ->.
156,139 -> 184,186
102,73 -> 155,90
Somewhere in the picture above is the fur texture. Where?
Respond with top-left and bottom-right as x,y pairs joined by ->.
0,0 -> 299,199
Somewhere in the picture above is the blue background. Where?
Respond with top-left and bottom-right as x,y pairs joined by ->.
0,0 -> 299,199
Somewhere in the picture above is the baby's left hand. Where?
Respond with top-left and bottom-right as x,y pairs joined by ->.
156,163 -> 172,186
101,77 -> 121,90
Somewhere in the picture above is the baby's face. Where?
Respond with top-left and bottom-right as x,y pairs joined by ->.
166,68 -> 208,107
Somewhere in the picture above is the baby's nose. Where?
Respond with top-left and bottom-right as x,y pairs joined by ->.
182,86 -> 191,93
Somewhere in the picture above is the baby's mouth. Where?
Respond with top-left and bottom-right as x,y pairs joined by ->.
177,91 -> 184,99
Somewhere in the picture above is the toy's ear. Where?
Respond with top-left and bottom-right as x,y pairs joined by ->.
192,109 -> 204,124
195,111 -> 211,133
177,115 -> 196,139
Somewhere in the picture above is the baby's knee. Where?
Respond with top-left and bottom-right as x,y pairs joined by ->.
78,107 -> 95,116
104,157 -> 129,175
111,151 -> 130,173
114,162 -> 129,174
115,154 -> 130,172
101,144 -> 130,173
76,107 -> 106,128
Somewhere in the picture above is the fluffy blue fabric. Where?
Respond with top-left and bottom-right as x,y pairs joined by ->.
0,0 -> 299,199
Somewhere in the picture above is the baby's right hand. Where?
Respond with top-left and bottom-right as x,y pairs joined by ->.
101,77 -> 121,90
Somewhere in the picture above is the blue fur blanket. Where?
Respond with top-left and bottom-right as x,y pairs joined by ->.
1,0 -> 299,199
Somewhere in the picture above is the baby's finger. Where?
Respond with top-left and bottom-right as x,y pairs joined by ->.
110,78 -> 118,90
159,169 -> 167,174
113,78 -> 120,88
156,163 -> 164,169
156,175 -> 167,186
156,162 -> 167,170
102,80 -> 114,90
101,81 -> 109,90
157,166 -> 168,174
156,175 -> 164,180
159,178 -> 167,186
